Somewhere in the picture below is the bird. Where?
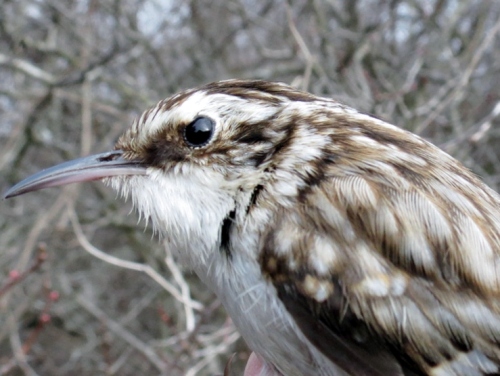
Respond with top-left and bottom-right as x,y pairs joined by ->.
5,79 -> 500,376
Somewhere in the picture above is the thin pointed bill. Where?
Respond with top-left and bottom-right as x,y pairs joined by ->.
4,150 -> 147,199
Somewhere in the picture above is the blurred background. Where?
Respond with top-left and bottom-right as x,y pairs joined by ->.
1,1 -> 500,375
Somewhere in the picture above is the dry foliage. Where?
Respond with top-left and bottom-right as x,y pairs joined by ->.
1,1 -> 499,375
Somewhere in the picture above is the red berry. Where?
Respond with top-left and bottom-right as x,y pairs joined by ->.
49,291 -> 60,302
9,270 -> 21,280
40,313 -> 51,324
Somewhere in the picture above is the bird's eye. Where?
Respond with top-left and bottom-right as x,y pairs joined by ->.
183,116 -> 215,147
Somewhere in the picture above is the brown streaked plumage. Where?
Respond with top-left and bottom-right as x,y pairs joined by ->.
6,79 -> 500,375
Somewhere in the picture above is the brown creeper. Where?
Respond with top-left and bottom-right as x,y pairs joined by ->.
6,80 -> 500,376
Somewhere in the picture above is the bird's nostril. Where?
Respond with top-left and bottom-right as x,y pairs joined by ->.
97,151 -> 123,162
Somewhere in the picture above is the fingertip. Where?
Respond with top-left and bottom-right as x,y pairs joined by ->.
244,352 -> 264,376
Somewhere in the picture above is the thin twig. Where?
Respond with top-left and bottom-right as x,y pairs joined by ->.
416,15 -> 500,133
286,3 -> 314,91
164,242 -> 197,332
69,208 -> 203,311
76,294 -> 169,374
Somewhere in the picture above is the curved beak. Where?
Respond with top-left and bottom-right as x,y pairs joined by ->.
4,150 -> 147,199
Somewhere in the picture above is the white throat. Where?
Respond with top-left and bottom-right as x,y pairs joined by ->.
108,167 -> 236,268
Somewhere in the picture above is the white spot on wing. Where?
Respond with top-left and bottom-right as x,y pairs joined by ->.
357,276 -> 390,297
301,275 -> 333,303
349,135 -> 388,149
453,213 -> 499,293
309,235 -> 339,275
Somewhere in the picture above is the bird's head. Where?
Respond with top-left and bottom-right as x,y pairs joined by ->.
4,80 -> 328,264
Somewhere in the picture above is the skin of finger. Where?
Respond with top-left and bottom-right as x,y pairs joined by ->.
244,352 -> 264,376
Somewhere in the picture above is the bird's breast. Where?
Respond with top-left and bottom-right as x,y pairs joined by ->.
193,227 -> 349,376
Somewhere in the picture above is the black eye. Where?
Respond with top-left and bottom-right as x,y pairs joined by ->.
183,116 -> 215,147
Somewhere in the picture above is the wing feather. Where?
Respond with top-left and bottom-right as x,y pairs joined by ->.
260,163 -> 500,375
